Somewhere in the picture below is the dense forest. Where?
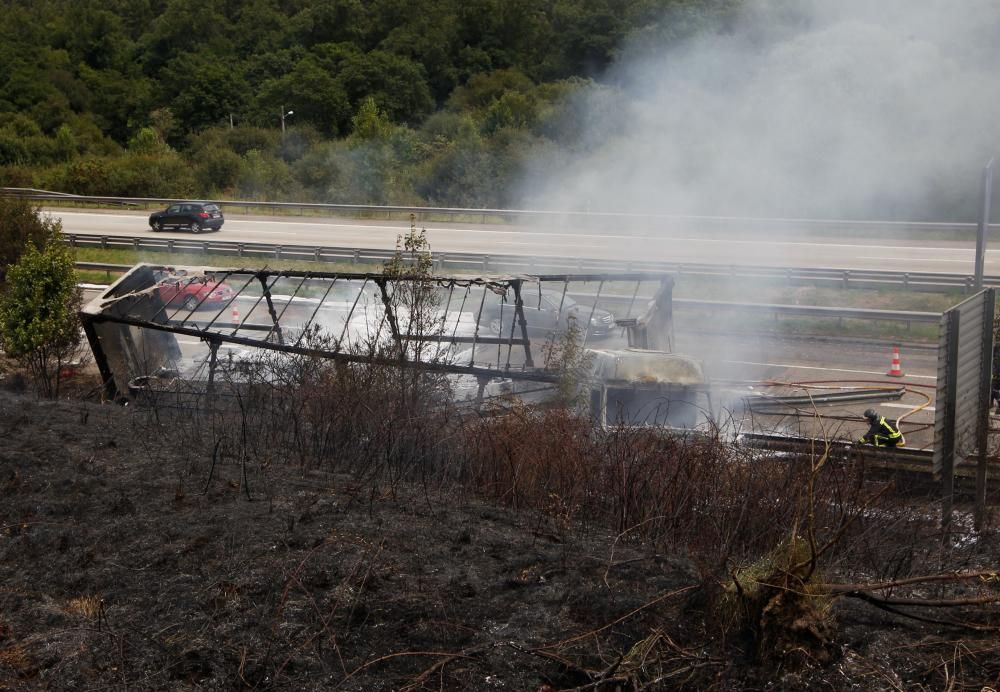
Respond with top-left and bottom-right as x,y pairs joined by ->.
0,0 -> 737,207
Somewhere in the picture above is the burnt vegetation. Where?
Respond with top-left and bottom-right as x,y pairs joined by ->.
2,340 -> 999,689
0,214 -> 997,689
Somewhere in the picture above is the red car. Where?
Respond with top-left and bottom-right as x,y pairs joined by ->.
156,274 -> 235,310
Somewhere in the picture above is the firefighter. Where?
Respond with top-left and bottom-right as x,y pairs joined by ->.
858,409 -> 903,448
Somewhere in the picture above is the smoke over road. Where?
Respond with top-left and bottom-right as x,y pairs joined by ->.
520,0 -> 1000,222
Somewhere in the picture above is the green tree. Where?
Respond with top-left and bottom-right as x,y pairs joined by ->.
382,217 -> 449,407
237,149 -> 294,200
127,126 -> 168,156
351,97 -> 394,140
258,56 -> 352,136
54,124 -> 77,161
288,0 -> 368,46
194,145 -> 244,194
333,48 -> 434,124
106,151 -> 196,197
77,64 -> 154,144
0,238 -> 83,398
139,0 -> 234,73
0,197 -> 62,283
54,157 -> 112,195
446,68 -> 536,112
481,91 -> 537,135
53,4 -> 131,71
374,4 -> 463,101
160,55 -> 250,134
232,0 -> 292,54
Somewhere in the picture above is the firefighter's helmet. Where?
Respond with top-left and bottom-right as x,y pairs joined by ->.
863,408 -> 878,421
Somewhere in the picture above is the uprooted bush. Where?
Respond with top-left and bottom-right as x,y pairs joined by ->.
716,535 -> 834,665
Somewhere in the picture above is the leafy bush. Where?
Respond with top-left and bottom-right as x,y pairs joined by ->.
0,197 -> 61,281
194,145 -> 244,196
0,237 -> 83,398
47,157 -> 112,195
236,149 -> 294,200
105,152 -> 196,198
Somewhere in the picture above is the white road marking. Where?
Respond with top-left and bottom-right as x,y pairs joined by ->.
858,256 -> 973,263
213,228 -> 300,236
52,212 -> 147,220
882,402 -> 935,412
725,359 -> 936,381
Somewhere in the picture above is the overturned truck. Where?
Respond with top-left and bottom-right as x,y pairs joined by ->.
80,264 -> 710,428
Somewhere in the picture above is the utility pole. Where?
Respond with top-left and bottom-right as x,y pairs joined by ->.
280,106 -> 293,136
974,157 -> 995,289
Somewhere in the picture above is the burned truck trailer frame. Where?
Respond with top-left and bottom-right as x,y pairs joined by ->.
80,264 -> 707,426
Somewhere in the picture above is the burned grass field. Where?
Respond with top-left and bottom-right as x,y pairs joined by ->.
1,375 -> 999,690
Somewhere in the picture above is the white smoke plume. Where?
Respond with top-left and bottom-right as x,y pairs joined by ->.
520,0 -> 1000,221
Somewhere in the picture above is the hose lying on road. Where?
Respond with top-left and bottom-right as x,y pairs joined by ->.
737,379 -> 935,441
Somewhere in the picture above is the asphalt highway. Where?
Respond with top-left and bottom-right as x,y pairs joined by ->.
52,208 -> 996,275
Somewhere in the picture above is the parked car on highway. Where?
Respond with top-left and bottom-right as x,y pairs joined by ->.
155,272 -> 235,310
149,202 -> 224,233
484,290 -> 616,339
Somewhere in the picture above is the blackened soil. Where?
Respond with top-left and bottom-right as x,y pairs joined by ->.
1,390 -> 998,690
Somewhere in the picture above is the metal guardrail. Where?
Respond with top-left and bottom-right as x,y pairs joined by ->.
64,232 -> 997,294
673,298 -> 939,325
6,187 -> 995,235
738,432 -> 1000,492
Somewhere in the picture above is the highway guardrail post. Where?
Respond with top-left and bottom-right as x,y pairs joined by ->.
238,243 -> 244,258
101,236 -> 107,249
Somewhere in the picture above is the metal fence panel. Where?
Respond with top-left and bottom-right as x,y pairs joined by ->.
933,290 -> 994,505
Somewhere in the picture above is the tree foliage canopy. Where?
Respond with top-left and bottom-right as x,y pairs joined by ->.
0,197 -> 63,282
0,0 -> 738,207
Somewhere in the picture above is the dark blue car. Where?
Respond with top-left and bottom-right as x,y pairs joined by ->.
149,202 -> 224,233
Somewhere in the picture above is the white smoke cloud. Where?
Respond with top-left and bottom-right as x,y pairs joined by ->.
521,0 -> 1000,221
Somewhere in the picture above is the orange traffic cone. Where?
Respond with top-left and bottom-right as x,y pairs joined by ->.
887,345 -> 904,377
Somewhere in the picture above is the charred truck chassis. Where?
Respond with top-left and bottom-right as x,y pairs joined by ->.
80,264 -> 704,424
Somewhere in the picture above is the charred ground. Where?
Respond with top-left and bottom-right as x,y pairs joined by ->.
1,381 -> 999,690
